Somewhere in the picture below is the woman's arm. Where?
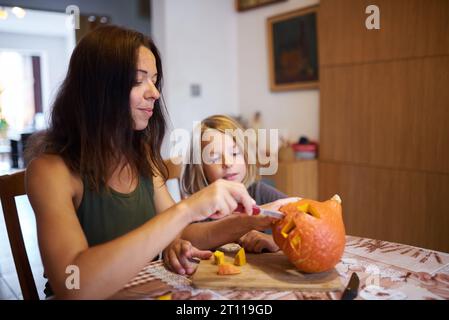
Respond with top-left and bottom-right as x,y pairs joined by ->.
27,156 -> 193,299
152,174 -> 176,213
152,169 -> 272,250
152,175 -> 215,273
27,156 -> 254,299
181,215 -> 271,250
181,197 -> 301,250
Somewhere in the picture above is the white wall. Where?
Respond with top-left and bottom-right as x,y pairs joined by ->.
0,32 -> 71,122
237,0 -> 320,142
152,0 -> 239,155
0,7 -> 76,130
153,0 -> 320,150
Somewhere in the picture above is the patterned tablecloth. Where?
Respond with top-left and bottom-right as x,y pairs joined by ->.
112,236 -> 449,300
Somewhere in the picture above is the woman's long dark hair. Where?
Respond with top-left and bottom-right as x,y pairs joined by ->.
43,25 -> 168,190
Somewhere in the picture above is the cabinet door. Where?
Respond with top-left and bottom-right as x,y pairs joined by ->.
270,160 -> 318,199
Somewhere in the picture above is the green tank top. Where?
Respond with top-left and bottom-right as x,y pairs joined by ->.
76,176 -> 157,246
44,175 -> 157,297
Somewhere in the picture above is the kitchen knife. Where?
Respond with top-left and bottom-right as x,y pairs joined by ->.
340,272 -> 360,300
235,203 -> 284,219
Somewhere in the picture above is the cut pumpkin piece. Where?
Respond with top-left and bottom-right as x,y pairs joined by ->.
156,292 -> 172,300
297,203 -> 309,212
213,250 -> 224,265
281,219 -> 296,238
297,203 -> 320,218
234,248 -> 246,266
217,263 -> 241,275
290,234 -> 301,249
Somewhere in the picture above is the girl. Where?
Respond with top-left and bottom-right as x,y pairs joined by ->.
182,115 -> 288,206
26,26 -> 260,299
164,115 -> 298,274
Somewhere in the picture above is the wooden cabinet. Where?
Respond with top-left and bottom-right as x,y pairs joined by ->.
319,0 -> 449,66
319,0 -> 449,252
267,160 -> 318,199
320,161 -> 449,252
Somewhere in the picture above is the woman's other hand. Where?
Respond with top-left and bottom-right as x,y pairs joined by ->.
163,239 -> 212,275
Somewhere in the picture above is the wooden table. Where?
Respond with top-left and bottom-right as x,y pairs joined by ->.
112,236 -> 449,300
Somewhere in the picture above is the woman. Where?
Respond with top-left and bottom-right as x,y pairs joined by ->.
26,25 -> 260,299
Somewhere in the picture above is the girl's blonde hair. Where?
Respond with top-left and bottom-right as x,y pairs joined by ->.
181,115 -> 257,196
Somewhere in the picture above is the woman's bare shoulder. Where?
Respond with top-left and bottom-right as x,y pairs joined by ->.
26,154 -> 81,192
27,154 -> 69,175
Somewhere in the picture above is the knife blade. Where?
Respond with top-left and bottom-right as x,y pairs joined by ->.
341,272 -> 360,300
258,208 -> 285,219
235,204 -> 284,219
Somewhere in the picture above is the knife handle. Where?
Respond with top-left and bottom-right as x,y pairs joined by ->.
235,203 -> 261,215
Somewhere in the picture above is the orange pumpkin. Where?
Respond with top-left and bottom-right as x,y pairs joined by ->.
272,195 -> 346,273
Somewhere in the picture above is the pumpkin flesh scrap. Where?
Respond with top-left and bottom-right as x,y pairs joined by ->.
234,248 -> 246,266
213,250 -> 224,265
281,219 -> 296,238
217,263 -> 241,275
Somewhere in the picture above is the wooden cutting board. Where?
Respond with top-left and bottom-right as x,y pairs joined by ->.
192,251 -> 343,291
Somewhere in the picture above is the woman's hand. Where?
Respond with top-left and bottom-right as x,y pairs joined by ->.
239,230 -> 279,253
181,179 -> 256,222
163,239 -> 212,275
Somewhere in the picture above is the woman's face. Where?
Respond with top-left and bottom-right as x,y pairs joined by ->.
202,130 -> 247,184
130,46 -> 160,131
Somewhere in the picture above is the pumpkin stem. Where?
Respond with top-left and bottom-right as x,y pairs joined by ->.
331,194 -> 342,204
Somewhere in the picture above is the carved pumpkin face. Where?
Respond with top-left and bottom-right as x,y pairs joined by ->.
272,195 -> 346,273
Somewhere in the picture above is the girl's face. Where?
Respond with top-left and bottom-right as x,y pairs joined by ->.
202,130 -> 247,184
130,46 -> 160,131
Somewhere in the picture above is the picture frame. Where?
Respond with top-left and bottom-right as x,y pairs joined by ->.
267,5 -> 319,91
235,0 -> 287,12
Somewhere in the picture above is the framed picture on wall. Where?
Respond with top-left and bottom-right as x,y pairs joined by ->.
267,6 -> 319,91
236,0 -> 287,12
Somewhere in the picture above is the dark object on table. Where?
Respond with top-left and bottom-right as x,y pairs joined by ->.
341,272 -> 360,300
